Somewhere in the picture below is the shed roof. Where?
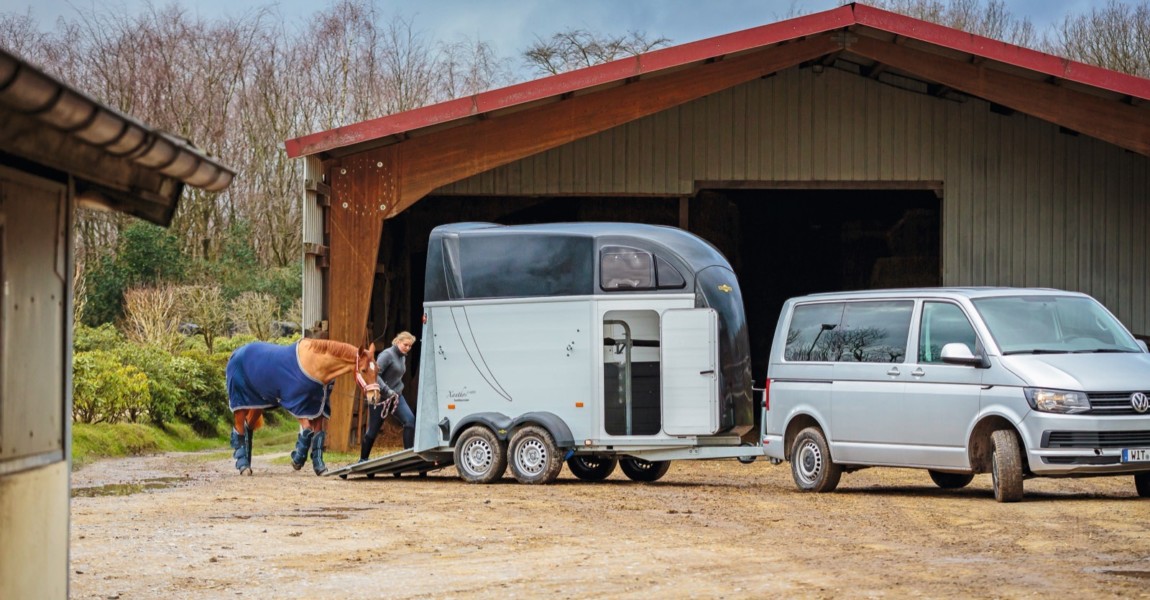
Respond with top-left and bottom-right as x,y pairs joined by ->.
286,2 -> 1150,160
0,48 -> 234,225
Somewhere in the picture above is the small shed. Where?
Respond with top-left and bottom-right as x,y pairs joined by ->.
285,3 -> 1150,452
0,48 -> 233,598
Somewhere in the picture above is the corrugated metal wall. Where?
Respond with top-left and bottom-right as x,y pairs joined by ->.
302,155 -> 325,334
438,66 -> 1150,334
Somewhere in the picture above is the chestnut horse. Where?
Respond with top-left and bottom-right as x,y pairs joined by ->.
226,339 -> 380,475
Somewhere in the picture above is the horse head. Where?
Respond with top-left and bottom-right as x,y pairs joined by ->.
354,343 -> 381,405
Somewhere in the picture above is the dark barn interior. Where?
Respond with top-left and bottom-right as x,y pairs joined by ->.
368,189 -> 940,428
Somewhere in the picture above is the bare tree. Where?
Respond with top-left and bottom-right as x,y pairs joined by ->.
522,29 -> 672,76
230,291 -> 280,341
1048,0 -> 1150,77
177,285 -> 229,353
122,285 -> 184,353
854,0 -> 1037,47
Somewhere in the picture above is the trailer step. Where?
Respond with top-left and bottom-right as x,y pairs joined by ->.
325,449 -> 453,480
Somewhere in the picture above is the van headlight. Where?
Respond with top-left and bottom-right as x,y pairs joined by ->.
1024,388 -> 1091,414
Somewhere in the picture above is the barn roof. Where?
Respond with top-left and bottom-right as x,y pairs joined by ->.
286,2 -> 1150,160
0,48 -> 234,225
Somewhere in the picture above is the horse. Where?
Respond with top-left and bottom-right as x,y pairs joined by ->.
225,338 -> 380,475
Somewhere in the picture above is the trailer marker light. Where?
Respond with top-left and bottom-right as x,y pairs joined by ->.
422,313 -> 427,324
584,439 -> 592,446
575,402 -> 584,408
447,404 -> 455,410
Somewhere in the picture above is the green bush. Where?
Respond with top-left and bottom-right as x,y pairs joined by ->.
73,350 -> 151,423
74,323 -> 124,353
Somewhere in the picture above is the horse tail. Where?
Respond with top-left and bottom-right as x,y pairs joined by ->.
234,409 -> 265,433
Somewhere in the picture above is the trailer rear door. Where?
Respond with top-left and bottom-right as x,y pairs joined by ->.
661,308 -> 719,435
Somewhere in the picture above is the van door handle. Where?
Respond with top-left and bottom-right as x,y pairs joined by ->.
886,367 -> 900,376
700,369 -> 715,375
912,368 -> 926,377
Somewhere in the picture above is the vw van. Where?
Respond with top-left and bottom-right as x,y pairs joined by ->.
763,287 -> 1150,502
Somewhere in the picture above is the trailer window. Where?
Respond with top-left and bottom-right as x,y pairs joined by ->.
655,256 -> 686,289
459,234 -> 593,299
601,246 -> 654,291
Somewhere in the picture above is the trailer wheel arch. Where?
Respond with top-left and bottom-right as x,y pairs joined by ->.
509,412 -> 575,450
451,412 -> 514,445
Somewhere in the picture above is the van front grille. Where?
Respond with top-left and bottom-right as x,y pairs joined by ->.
1044,430 -> 1150,448
1087,392 -> 1150,415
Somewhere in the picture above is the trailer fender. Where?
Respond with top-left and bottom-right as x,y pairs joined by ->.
451,412 -> 514,444
509,412 -> 575,449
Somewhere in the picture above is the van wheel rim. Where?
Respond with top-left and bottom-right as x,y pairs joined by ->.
461,438 -> 493,475
796,441 -> 822,485
515,438 -> 547,475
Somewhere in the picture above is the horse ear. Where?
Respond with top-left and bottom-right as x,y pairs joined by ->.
368,343 -> 376,355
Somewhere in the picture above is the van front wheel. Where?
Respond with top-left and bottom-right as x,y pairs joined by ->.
991,429 -> 1024,502
791,427 -> 841,493
1135,472 -> 1150,497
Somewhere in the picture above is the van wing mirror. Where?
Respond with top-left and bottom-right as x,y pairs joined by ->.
939,343 -> 987,367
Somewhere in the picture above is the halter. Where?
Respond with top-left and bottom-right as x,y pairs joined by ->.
355,351 -> 381,399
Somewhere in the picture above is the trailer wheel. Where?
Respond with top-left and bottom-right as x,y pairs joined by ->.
508,425 -> 563,484
790,427 -> 841,493
567,456 -> 618,481
1135,472 -> 1150,498
454,426 -> 507,484
619,458 -> 670,482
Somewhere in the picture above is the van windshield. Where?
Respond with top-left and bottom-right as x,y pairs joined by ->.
972,295 -> 1142,355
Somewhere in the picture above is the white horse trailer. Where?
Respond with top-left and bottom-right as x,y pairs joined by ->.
330,222 -> 763,484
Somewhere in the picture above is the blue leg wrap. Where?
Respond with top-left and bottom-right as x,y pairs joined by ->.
290,429 -> 314,471
234,429 -> 251,473
310,431 -> 328,476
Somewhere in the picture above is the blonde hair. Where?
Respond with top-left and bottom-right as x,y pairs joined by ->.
393,331 -> 416,345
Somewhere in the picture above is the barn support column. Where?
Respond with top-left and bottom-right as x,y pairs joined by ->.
325,148 -> 395,452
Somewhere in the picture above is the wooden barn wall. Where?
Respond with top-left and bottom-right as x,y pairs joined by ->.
302,155 -> 325,334
436,66 -> 1150,335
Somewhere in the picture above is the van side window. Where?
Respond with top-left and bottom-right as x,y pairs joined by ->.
919,302 -> 979,363
784,302 -> 846,361
655,256 -> 686,289
601,246 -> 655,291
838,301 -> 913,363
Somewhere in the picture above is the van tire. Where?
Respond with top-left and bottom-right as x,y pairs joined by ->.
567,456 -> 618,481
454,426 -> 507,484
620,458 -> 671,482
928,470 -> 975,489
1135,472 -> 1150,497
790,427 -> 841,493
991,429 -> 1024,502
508,425 -> 563,484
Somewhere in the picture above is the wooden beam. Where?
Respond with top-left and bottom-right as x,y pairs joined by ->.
324,148 -> 394,451
848,36 -> 1150,157
374,33 -> 843,215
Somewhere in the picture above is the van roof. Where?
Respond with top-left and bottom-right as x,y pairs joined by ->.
794,287 -> 1090,301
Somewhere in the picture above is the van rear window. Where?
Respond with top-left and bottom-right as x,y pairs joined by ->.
785,301 -> 913,363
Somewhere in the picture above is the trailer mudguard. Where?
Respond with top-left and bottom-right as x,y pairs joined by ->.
451,412 -> 514,443
510,412 -> 575,449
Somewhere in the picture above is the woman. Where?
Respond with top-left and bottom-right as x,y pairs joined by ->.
360,331 -> 416,461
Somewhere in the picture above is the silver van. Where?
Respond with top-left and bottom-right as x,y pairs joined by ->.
763,288 -> 1150,502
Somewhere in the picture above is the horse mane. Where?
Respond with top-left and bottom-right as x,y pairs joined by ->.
300,338 -> 360,362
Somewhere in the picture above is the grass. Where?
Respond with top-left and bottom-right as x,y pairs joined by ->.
71,416 -> 362,470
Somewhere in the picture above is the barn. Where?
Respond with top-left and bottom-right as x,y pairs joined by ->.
0,48 -> 233,598
284,3 -> 1150,452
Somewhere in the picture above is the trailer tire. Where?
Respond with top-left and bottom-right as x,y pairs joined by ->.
454,426 -> 507,484
508,425 -> 563,485
567,456 -> 618,481
619,458 -> 671,482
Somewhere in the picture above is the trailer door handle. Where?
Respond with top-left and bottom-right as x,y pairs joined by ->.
700,369 -> 715,375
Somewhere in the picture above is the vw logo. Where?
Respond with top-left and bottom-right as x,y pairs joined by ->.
1132,392 -> 1150,414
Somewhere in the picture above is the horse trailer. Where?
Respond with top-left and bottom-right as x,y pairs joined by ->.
330,222 -> 765,484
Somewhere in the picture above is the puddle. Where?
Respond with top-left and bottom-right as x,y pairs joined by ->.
71,477 -> 190,498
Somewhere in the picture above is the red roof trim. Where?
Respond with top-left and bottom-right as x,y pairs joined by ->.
286,2 -> 1150,159
852,4 -> 1150,100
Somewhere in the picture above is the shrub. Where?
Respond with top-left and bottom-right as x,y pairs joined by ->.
73,350 -> 151,423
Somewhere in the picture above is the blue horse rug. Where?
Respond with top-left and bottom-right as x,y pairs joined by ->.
227,341 -> 332,419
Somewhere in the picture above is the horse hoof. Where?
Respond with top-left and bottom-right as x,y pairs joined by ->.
314,468 -> 327,476
240,467 -> 253,476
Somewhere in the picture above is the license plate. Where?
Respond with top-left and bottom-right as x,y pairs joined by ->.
1121,448 -> 1150,463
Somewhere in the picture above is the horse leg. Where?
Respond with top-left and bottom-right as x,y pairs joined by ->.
290,422 -> 316,471
232,410 -> 256,476
308,417 -> 328,476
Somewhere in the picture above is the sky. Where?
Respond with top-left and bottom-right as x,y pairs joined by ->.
5,0 -> 1104,62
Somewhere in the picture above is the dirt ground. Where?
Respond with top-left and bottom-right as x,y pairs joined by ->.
69,448 -> 1150,599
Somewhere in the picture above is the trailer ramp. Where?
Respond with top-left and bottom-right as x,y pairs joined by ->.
325,449 -> 453,480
